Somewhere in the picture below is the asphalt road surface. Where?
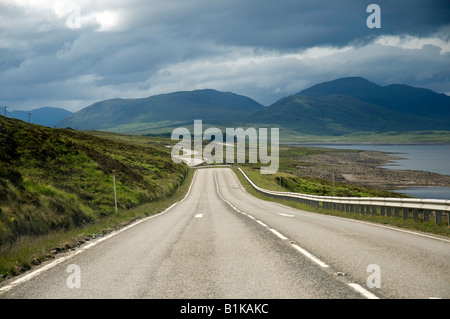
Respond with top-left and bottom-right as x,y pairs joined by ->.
1,168 -> 449,299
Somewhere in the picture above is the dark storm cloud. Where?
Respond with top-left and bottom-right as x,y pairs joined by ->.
137,0 -> 450,49
0,0 -> 449,111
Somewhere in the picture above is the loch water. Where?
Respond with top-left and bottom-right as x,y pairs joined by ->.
306,144 -> 450,200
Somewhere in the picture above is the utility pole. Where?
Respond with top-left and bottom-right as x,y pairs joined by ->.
27,112 -> 31,123
332,172 -> 335,197
112,170 -> 118,213
3,106 -> 7,117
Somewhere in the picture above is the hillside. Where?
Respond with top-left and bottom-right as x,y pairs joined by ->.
249,94 -> 450,135
56,89 -> 264,132
0,116 -> 188,247
9,107 -> 72,128
298,77 -> 450,119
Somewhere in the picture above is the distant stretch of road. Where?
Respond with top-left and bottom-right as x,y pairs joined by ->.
1,168 -> 449,299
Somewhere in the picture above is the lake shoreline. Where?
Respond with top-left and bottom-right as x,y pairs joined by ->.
284,141 -> 450,146
287,145 -> 450,194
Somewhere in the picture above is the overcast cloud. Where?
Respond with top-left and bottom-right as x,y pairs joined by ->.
1,0 -> 449,111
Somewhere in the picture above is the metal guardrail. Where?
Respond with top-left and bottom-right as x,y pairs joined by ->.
237,167 -> 450,226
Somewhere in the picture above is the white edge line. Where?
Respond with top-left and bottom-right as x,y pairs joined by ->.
291,244 -> 330,268
342,217 -> 450,243
230,168 -> 450,244
347,283 -> 380,299
0,169 -> 199,295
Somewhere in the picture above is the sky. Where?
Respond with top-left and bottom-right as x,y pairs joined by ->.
1,0 -> 449,112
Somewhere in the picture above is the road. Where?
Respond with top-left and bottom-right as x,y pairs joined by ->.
0,168 -> 449,299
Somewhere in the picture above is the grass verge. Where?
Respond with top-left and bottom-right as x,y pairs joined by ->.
0,168 -> 195,282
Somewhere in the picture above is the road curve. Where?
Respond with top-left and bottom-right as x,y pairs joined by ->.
0,168 -> 448,299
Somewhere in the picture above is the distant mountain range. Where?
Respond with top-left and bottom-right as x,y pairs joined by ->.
298,77 -> 450,119
8,107 -> 72,128
56,89 -> 263,132
55,77 -> 450,137
251,77 -> 450,135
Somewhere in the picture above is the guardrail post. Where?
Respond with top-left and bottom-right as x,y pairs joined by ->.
412,209 -> 419,221
372,206 -> 377,216
394,207 -> 399,217
423,210 -> 430,222
380,206 -> 385,216
435,211 -> 442,225
403,208 -> 409,220
386,206 -> 391,217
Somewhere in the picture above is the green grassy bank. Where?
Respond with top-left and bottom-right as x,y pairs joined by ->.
0,116 -> 191,281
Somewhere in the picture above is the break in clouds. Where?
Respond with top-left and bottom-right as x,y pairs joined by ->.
0,0 -> 449,111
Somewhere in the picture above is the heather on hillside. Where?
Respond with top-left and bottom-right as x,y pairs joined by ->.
0,116 -> 188,246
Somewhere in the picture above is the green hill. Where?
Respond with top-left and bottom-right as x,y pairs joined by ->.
0,116 -> 188,247
299,77 -> 450,119
249,94 -> 450,135
56,89 -> 264,132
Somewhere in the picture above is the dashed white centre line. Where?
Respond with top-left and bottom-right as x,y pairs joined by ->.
195,214 -> 203,218
269,228 -> 288,240
214,169 -> 385,299
347,283 -> 379,299
277,213 -> 295,217
256,220 -> 268,227
291,244 -> 330,268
